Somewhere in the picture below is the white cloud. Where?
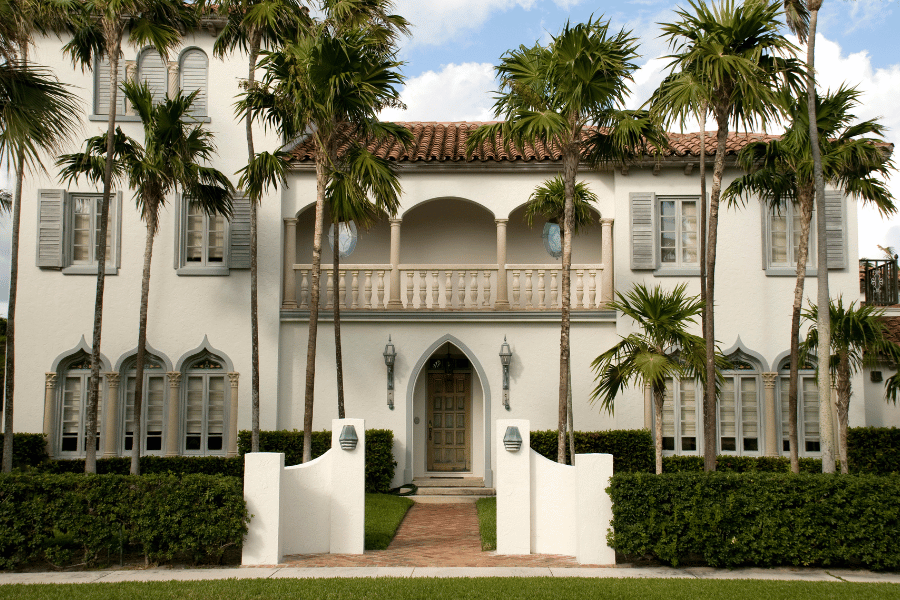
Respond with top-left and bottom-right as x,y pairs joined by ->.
395,0 -> 538,49
380,62 -> 498,122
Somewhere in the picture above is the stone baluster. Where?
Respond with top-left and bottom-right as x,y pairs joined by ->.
227,373 -> 239,458
469,271 -> 478,307
457,271 -> 466,307
483,270 -> 492,307
364,271 -> 373,308
350,271 -> 359,308
43,373 -> 57,455
406,271 -> 414,308
762,373 -> 778,457
600,218 -> 615,306
445,271 -> 453,308
282,218 -> 299,309
575,270 -> 584,309
299,270 -> 309,308
103,373 -> 120,458
418,272 -> 427,308
588,270 -> 597,309
550,270 -> 558,308
387,219 -> 403,308
431,271 -> 439,308
325,270 -> 334,309
537,270 -> 546,309
165,372 -> 182,457
338,269 -> 347,308
525,270 -> 533,308
377,271 -> 386,308
495,219 -> 510,309
512,270 -> 521,308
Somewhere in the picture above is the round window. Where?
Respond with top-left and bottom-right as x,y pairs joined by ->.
328,221 -> 358,258
542,222 -> 562,259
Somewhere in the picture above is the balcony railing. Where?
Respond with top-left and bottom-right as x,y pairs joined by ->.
860,258 -> 899,306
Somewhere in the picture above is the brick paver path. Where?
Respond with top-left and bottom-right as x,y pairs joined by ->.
281,502 -> 603,568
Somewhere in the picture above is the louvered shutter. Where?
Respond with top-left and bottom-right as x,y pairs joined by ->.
139,49 -> 168,104
229,196 -> 251,269
95,58 -> 124,115
824,190 -> 847,269
36,189 -> 65,267
180,49 -> 208,118
630,192 -> 656,270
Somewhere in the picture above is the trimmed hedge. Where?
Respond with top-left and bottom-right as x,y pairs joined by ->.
847,427 -> 900,475
609,471 -> 900,570
662,455 -> 824,473
530,429 -> 653,473
36,456 -> 244,477
0,473 -> 247,569
0,433 -> 48,469
238,429 -> 397,493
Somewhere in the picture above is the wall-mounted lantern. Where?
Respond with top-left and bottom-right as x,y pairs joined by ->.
383,336 -> 396,409
339,424 -> 358,450
499,336 -> 512,410
503,425 -> 522,452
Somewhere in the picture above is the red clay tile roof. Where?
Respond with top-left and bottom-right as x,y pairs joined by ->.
881,316 -> 900,345
287,122 -> 788,164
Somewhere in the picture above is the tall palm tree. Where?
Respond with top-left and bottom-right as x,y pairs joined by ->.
467,19 -> 666,464
654,0 -> 803,472
802,299 -> 900,474
724,85 -> 896,472
239,17 -> 411,463
213,0 -> 308,454
524,175 -> 598,462
591,283 -> 711,474
63,0 -> 193,473
58,82 -> 233,475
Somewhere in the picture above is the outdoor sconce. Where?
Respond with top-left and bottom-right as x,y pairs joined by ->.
339,424 -> 358,450
872,370 -> 883,383
383,336 -> 397,409
503,426 -> 522,452
499,336 -> 512,410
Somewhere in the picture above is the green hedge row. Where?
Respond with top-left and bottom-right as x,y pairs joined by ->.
609,472 -> 900,570
0,473 -> 247,569
36,456 -> 244,477
0,433 -> 48,469
662,455 -> 824,473
530,429 -> 654,473
847,427 -> 900,475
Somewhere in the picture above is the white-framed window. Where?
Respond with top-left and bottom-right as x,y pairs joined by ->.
719,356 -> 761,455
36,189 -> 122,274
174,195 -> 250,275
186,202 -> 226,266
137,47 -> 168,104
123,358 -> 167,455
659,196 -> 699,267
661,377 -> 700,454
58,354 -> 103,457
761,191 -> 847,275
183,354 -> 227,455
69,194 -> 112,266
778,359 -> 821,456
179,48 -> 209,119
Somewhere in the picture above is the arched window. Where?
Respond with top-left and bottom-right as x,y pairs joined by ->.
719,352 -> 762,455
137,47 -> 168,104
58,352 -> 103,456
93,57 -> 125,116
183,352 -> 227,455
778,357 -> 821,455
179,48 -> 208,118
661,377 -> 699,454
122,355 -> 167,454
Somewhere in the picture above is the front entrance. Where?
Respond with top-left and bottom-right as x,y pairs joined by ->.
427,372 -> 471,472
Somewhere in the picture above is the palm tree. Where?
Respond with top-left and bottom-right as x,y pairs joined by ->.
724,85 -> 896,472
591,283 -> 710,474
239,13 -> 411,463
58,82 -> 233,475
654,0 -> 803,472
802,299 -> 900,474
62,0 -> 193,473
467,19 -> 666,464
524,175 -> 598,462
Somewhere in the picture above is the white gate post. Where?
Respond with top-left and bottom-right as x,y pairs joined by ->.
242,452 -> 285,565
496,419 -> 531,554
330,418 -> 365,554
575,453 -> 615,565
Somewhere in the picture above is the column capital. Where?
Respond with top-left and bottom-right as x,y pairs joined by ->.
228,372 -> 240,388
600,218 -> 614,227
762,372 -> 777,388
105,372 -> 121,386
284,217 -> 298,225
495,218 -> 509,225
45,373 -> 57,388
167,62 -> 179,75
389,218 -> 402,226
167,371 -> 182,386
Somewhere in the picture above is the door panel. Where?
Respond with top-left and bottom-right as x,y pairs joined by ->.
427,373 -> 470,472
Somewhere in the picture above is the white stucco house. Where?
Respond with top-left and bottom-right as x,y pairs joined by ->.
13,25 -> 900,488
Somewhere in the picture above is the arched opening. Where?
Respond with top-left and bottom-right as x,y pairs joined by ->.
401,198 -> 495,265
507,203 -> 602,265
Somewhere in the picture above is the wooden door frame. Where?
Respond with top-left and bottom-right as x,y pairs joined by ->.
426,371 -> 472,473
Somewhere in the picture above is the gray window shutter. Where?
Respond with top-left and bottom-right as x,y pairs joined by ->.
109,192 -> 121,270
229,196 -> 251,269
180,49 -> 208,118
174,195 -> 183,268
95,58 -> 124,115
37,189 -> 65,267
139,49 -> 168,104
824,190 -> 847,270
630,192 -> 656,270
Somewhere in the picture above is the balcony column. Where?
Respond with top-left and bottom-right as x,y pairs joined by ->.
43,373 -> 57,455
167,62 -> 180,98
228,373 -> 240,457
762,372 -> 778,457
644,381 -> 652,430
124,60 -> 137,116
283,218 -> 299,309
495,219 -> 510,309
103,373 -> 120,458
165,372 -> 182,456
600,218 -> 614,307
387,218 -> 403,308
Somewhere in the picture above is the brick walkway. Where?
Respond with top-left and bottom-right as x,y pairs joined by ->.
282,502 -> 601,568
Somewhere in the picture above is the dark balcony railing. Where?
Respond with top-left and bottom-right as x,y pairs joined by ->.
860,258 -> 899,306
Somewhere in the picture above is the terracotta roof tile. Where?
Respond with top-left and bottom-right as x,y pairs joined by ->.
287,122 -> 809,164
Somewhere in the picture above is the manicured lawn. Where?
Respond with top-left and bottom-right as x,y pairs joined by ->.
1,578 -> 896,599
476,497 -> 496,551
365,493 -> 413,550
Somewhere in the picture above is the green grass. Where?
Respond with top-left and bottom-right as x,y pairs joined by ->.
0,578 -> 895,599
365,493 -> 413,550
476,496 -> 496,551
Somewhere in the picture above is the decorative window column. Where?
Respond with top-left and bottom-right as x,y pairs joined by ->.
227,372 -> 240,457
167,62 -> 180,98
495,219 -> 510,309
43,373 -> 56,454
762,372 -> 777,456
124,60 -> 137,115
103,373 -> 120,458
283,218 -> 299,308
600,218 -> 614,306
165,371 -> 182,456
387,218 -> 402,308
644,381 -> 652,430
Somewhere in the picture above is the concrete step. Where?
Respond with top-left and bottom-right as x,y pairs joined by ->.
415,486 -> 496,496
412,477 -> 484,488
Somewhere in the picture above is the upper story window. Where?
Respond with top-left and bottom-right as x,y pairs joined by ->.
36,189 -> 121,275
175,195 -> 250,276
187,202 -> 226,265
661,377 -> 699,454
179,48 -> 209,118
761,191 -> 847,276
719,354 -> 761,455
629,192 -> 701,276
137,48 -> 168,104
778,357 -> 821,456
93,57 -> 125,116
659,196 -> 698,267
766,202 -> 816,270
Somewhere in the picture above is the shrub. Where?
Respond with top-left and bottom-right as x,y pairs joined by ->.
0,433 -> 48,469
530,429 -> 653,473
662,455 -> 823,473
609,471 -> 900,570
847,427 -> 900,475
36,456 -> 244,477
0,473 -> 247,569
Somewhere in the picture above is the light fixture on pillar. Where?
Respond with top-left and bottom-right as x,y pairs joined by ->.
339,424 -> 358,450
503,425 -> 522,451
499,336 -> 512,410
383,336 -> 396,409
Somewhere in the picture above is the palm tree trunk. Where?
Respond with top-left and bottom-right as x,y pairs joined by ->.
653,385 -> 665,474
248,31 -> 262,454
699,104 -> 714,473
788,187 -> 814,473
86,32 -> 124,474
567,360 -> 574,464
704,110 -> 728,472
2,151 -> 24,473
836,349 -> 850,474
557,145 -> 578,464
807,2 -> 836,474
334,224 -> 345,419
131,223 -> 156,476
303,152 -> 327,463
